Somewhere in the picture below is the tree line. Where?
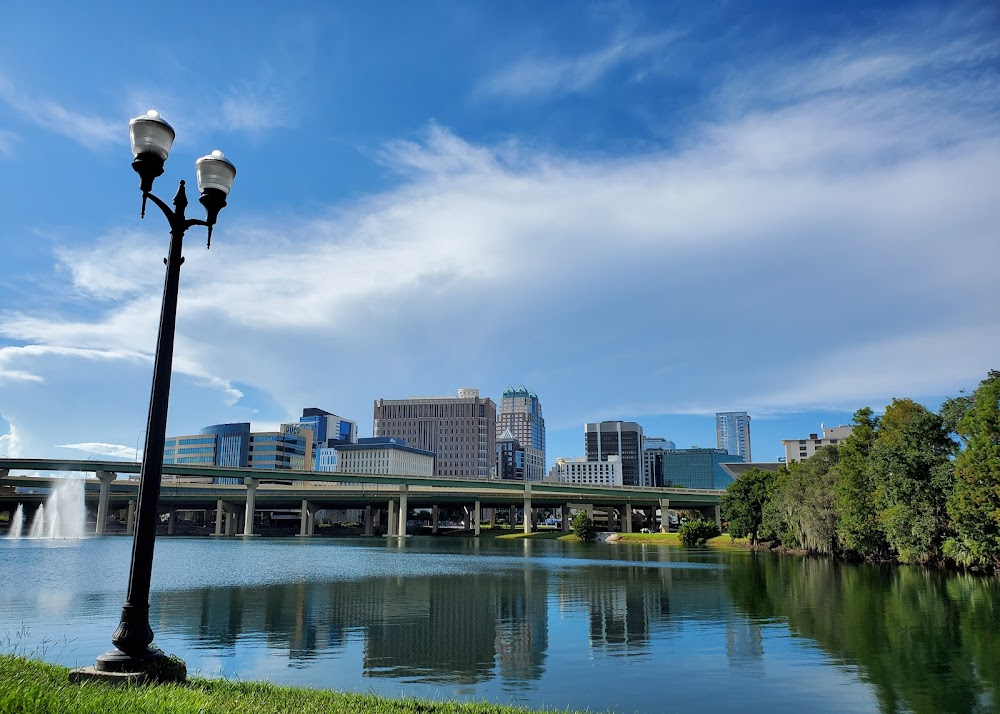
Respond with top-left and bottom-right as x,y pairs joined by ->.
721,370 -> 1000,571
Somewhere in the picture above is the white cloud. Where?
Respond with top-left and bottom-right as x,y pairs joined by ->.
0,415 -> 21,457
0,15 -> 997,460
55,442 -> 138,459
479,30 -> 679,98
0,73 -> 120,149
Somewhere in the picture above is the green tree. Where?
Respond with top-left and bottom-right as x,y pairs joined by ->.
780,446 -> 841,555
721,468 -> 777,546
571,510 -> 598,542
870,398 -> 955,564
833,407 -> 889,560
944,370 -> 1000,569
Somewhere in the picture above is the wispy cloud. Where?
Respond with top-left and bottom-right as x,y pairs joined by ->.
0,129 -> 16,157
0,73 -> 120,149
479,30 -> 679,98
55,442 -> 137,459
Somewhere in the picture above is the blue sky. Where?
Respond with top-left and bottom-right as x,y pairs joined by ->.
0,1 -> 997,469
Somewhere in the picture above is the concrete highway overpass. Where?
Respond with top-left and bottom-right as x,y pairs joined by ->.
0,458 -> 724,537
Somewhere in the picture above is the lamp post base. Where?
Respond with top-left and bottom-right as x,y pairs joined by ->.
68,646 -> 187,684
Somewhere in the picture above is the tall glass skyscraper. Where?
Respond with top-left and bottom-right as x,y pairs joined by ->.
497,385 -> 546,481
716,412 -> 751,463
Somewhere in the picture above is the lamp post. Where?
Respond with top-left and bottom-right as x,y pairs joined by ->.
93,110 -> 236,677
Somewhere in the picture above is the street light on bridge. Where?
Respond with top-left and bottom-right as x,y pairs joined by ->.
89,110 -> 236,679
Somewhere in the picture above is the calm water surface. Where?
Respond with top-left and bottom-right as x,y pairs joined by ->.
1,536 -> 997,713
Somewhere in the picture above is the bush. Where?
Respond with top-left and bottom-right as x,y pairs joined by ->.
571,511 -> 598,542
678,519 -> 720,545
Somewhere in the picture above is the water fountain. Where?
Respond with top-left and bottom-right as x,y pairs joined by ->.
9,479 -> 86,539
5,503 -> 24,539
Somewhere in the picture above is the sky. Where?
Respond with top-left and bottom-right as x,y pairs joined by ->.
0,1 -> 997,470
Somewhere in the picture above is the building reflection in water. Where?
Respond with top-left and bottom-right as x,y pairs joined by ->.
151,548 -> 762,685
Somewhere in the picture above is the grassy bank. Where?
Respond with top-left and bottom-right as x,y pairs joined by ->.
493,530 -> 578,541
612,533 -> 747,547
0,655 -> 585,714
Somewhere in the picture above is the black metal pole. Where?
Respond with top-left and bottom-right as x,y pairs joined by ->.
95,182 -> 190,672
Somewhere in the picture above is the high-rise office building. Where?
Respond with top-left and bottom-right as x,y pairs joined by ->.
584,421 -> 644,487
299,407 -> 358,471
497,385 -> 546,481
496,428 -> 526,481
643,436 -> 676,488
373,388 -> 497,479
716,412 -> 751,463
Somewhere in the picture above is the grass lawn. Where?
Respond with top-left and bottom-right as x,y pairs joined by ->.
493,530 -> 578,541
0,655 -> 586,714
612,533 -> 747,547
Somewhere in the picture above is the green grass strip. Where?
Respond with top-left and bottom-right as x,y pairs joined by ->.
0,656 -> 587,714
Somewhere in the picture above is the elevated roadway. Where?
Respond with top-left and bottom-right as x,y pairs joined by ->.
0,458 -> 723,537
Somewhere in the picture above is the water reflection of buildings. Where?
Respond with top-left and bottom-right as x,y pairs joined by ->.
153,555 -> 763,683
155,569 -> 549,684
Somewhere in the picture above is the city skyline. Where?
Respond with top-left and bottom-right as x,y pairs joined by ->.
1,2 -> 997,472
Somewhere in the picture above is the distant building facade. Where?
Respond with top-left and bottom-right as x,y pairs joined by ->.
585,421 -> 644,487
496,428 -> 526,481
716,412 -> 752,462
335,437 -> 434,477
163,422 -> 251,484
643,436 -> 676,488
247,423 -> 313,472
497,385 -> 546,481
373,388 -> 497,479
299,407 -> 358,472
548,455 -> 623,487
781,424 -> 854,464
663,448 -> 742,490
163,421 -> 312,484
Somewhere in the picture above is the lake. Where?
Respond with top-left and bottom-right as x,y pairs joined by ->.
1,535 -> 997,713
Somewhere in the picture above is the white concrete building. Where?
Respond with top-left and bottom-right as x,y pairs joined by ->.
335,437 -> 435,477
781,424 -> 854,464
547,455 -> 623,487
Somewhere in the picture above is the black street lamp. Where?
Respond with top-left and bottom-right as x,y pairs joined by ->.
93,110 -> 236,677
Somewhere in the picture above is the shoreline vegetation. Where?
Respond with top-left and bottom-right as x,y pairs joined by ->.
719,370 -> 1000,574
0,655 -> 588,714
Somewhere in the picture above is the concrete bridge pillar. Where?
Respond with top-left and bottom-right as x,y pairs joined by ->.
126,499 -> 136,535
94,470 -> 115,536
167,510 -> 176,535
397,485 -> 409,537
386,499 -> 397,536
214,499 -> 225,536
659,498 -> 670,533
523,483 -> 532,534
624,501 -> 633,533
509,505 -> 517,530
474,500 -> 481,537
563,504 -> 572,532
714,504 -> 722,531
364,505 -> 374,536
242,477 -> 259,537
299,500 -> 318,536
431,504 -> 440,534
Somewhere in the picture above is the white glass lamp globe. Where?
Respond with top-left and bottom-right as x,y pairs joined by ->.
195,150 -> 237,195
129,110 -> 175,160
